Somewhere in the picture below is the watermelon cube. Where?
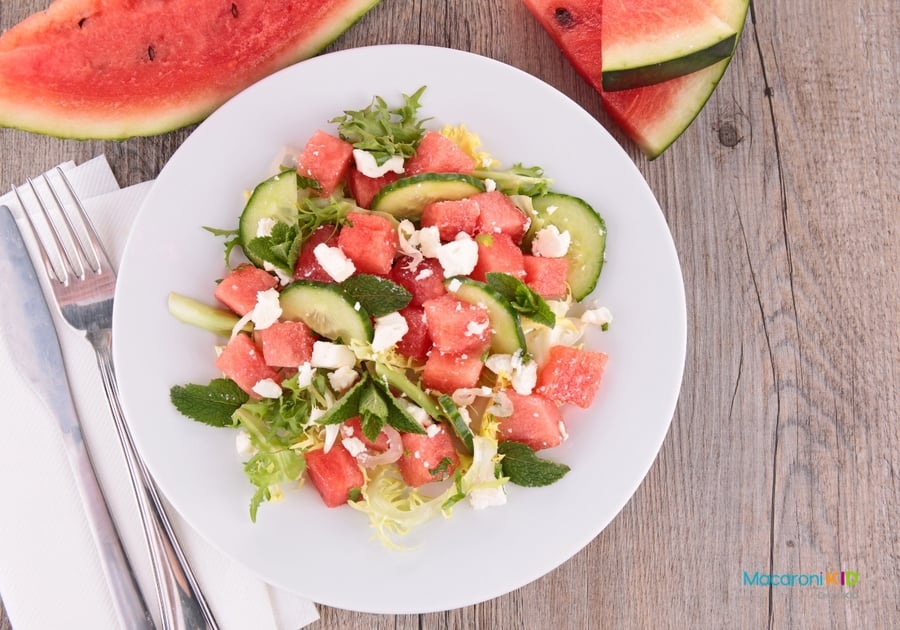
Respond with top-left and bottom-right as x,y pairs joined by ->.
388,256 -> 446,306
536,345 -> 608,408
304,442 -> 365,507
474,191 -> 530,243
395,306 -> 432,361
423,350 -> 484,393
214,264 -> 278,316
294,224 -> 339,282
214,333 -> 281,398
296,130 -> 354,196
523,255 -> 570,299
346,167 -> 399,209
337,211 -> 399,275
422,294 -> 492,355
498,390 -> 566,451
255,320 -> 316,367
421,197 -> 480,241
396,425 -> 460,487
470,233 -> 526,282
405,130 -> 476,175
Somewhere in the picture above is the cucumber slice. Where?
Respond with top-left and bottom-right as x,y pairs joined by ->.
167,291 -> 244,337
437,394 -> 474,454
370,173 -> 484,219
239,170 -> 299,266
279,280 -> 373,342
448,277 -> 526,355
529,193 -> 606,301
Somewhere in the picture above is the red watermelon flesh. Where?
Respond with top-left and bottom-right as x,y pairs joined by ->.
522,0 -> 603,91
0,0 -> 382,139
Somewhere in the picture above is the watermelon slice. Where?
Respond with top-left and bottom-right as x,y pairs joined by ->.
0,0 -> 382,139
602,0 -> 750,158
600,0 -> 737,91
523,0 -> 749,159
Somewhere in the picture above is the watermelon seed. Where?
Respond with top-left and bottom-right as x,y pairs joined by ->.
148,45 -> 156,61
554,8 -> 575,29
232,3 -> 239,18
77,17 -> 88,29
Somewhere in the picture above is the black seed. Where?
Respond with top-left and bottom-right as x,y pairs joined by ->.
231,3 -> 239,18
554,7 -> 576,29
78,17 -> 88,28
148,45 -> 156,61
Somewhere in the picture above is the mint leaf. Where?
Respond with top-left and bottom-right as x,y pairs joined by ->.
331,86 -> 430,165
472,163 -> 552,196
341,274 -> 412,317
374,380 -> 427,435
245,222 -> 303,274
315,375 -> 368,426
497,441 -> 570,487
486,272 -> 556,328
359,381 -> 389,441
170,379 -> 247,427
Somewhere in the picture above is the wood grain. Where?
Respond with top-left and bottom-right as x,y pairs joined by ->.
2,0 -> 897,628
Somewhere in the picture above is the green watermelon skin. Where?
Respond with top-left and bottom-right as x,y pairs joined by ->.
0,0 -> 382,139
600,0 -> 737,92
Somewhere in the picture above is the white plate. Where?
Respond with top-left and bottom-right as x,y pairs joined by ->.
113,44 -> 686,614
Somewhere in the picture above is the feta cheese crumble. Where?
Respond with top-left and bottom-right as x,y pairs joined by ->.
313,243 -> 356,281
531,225 -> 571,258
250,288 -> 282,329
327,365 -> 359,391
251,378 -> 282,399
371,311 -> 410,352
352,149 -> 405,178
485,351 -> 538,395
311,341 -> 356,369
581,306 -> 613,328
437,234 -> 479,277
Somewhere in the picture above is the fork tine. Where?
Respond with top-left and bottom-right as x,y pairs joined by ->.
12,182 -> 71,284
52,166 -> 109,275
44,167 -> 104,276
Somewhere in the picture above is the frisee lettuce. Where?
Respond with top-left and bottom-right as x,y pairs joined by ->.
349,435 -> 507,549
331,86 -> 430,166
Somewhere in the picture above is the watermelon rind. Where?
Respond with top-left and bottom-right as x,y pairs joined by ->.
600,1 -> 738,92
601,34 -> 736,92
0,0 -> 383,139
602,0 -> 750,159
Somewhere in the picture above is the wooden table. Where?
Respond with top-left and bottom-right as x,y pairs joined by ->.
2,1 -> 897,628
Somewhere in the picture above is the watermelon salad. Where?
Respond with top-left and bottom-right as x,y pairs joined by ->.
168,87 -> 613,547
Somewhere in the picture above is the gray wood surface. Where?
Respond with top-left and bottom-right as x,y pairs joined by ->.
2,0 -> 897,628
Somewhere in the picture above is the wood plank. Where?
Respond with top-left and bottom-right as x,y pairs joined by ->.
1,0 -> 897,629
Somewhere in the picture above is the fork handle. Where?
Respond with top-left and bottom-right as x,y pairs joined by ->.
89,329 -> 219,630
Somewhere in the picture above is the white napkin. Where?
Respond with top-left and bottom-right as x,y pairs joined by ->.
0,156 -> 320,630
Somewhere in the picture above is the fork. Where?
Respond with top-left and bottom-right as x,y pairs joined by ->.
13,167 -> 219,630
